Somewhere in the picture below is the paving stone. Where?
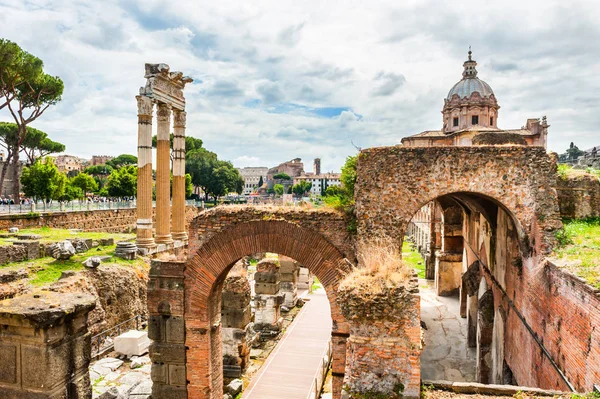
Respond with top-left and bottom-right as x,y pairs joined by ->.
129,379 -> 152,397
225,379 -> 243,396
130,356 -> 150,369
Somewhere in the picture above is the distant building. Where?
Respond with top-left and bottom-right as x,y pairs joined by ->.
90,155 -> 114,166
53,155 -> 85,173
293,173 -> 341,196
267,158 -> 305,182
401,50 -> 549,148
237,167 -> 268,195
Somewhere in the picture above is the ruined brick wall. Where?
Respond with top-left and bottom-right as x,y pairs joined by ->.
0,205 -> 200,233
355,146 -> 562,257
555,174 -> 600,218
184,206 -> 354,399
187,206 -> 355,263
503,259 -> 600,391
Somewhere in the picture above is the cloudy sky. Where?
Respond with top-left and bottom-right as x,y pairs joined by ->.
1,0 -> 599,172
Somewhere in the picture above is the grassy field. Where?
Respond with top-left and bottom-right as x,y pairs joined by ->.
402,240 -> 426,278
553,218 -> 600,289
0,227 -> 143,287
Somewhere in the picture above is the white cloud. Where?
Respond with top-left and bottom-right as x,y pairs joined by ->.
233,156 -> 263,168
0,0 -> 599,173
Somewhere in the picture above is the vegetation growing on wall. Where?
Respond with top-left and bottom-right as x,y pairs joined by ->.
323,154 -> 357,233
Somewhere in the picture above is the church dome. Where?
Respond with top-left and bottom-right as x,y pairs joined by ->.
447,77 -> 494,100
446,50 -> 494,100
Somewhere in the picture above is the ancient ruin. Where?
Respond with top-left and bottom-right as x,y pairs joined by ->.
136,63 -> 193,250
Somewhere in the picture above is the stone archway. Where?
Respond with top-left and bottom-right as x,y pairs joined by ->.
148,214 -> 353,399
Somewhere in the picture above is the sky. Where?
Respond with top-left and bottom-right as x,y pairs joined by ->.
1,0 -> 599,173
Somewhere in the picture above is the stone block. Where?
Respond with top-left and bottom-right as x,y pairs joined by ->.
0,343 -> 17,384
149,342 -> 186,363
255,282 -> 280,295
221,305 -> 252,329
148,315 -> 164,342
165,316 -> 185,343
114,330 -> 150,356
168,364 -> 187,386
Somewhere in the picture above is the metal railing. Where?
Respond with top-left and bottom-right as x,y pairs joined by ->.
91,315 -> 143,359
0,199 -> 200,215
307,340 -> 333,399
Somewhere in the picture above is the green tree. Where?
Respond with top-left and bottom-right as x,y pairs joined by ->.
273,184 -> 284,196
257,175 -> 264,188
185,173 -> 193,198
273,172 -> 291,180
106,165 -> 137,197
0,122 -> 19,193
70,172 -> 98,194
186,148 -> 218,201
106,154 -> 137,169
20,158 -> 66,202
20,125 -> 65,164
341,155 -> 357,196
324,185 -> 344,197
0,39 -> 64,196
83,164 -> 113,190
59,183 -> 83,202
292,180 -> 312,196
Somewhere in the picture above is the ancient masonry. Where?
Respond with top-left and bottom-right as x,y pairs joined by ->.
136,63 -> 193,250
0,292 -> 96,398
253,258 -> 284,334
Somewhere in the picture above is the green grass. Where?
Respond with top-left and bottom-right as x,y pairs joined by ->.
27,245 -> 146,286
311,276 -> 322,291
553,218 -> 600,289
0,226 -> 134,245
402,241 -> 426,278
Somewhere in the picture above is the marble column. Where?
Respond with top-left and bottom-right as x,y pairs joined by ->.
171,109 -> 187,242
155,102 -> 173,245
136,95 -> 155,248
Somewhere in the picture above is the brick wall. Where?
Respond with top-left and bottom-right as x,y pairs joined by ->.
355,146 -> 562,257
556,174 -> 600,218
0,205 -> 200,233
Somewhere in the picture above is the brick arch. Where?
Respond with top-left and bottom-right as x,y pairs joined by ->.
356,146 -> 562,258
184,219 -> 352,399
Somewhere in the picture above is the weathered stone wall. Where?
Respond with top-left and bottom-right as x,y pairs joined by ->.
555,174 -> 600,218
338,273 -> 421,399
355,146 -> 562,257
0,292 -> 96,398
0,205 -> 200,233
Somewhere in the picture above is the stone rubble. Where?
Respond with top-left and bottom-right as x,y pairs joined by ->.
49,240 -> 76,260
115,241 -> 137,260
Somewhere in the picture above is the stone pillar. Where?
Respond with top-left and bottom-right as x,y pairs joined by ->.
253,258 -> 283,336
155,103 -> 173,245
171,110 -> 187,242
279,255 -> 299,308
339,274 -> 422,399
221,275 -> 253,378
297,266 -> 314,291
147,260 -> 187,399
435,251 -> 463,296
0,292 -> 96,398
136,95 -> 155,249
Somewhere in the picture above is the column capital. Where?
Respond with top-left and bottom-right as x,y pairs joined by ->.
156,102 -> 172,122
173,109 -> 186,129
136,95 -> 154,117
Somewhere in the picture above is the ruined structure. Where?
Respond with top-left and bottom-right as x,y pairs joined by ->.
136,63 -> 193,250
0,292 -> 96,398
253,258 -> 284,334
401,51 -> 549,148
279,255 -> 299,307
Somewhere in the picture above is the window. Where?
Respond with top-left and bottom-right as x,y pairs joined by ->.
490,117 -> 494,125
453,117 -> 459,127
472,115 -> 479,125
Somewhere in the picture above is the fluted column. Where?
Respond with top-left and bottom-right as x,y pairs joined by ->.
171,109 -> 187,242
136,95 -> 155,248
155,102 -> 173,244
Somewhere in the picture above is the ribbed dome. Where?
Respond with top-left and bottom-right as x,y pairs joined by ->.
447,77 -> 494,100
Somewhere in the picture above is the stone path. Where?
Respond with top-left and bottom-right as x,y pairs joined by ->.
420,279 -> 476,382
243,288 -> 332,399
90,355 -> 152,398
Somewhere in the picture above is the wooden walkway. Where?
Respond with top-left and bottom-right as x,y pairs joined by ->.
243,289 -> 332,399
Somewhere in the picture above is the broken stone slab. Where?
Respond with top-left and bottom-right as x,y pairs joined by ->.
98,387 -> 120,399
49,240 -> 76,260
224,394 -> 233,399
225,379 -> 243,396
114,330 -> 150,356
8,227 -> 18,233
130,355 -> 150,369
93,357 -> 124,375
129,379 -> 152,398
69,238 -> 92,253
0,268 -> 28,283
83,256 -> 102,268
100,238 -> 115,246
15,233 -> 42,240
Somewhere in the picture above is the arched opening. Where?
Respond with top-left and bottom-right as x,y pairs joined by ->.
182,220 -> 352,399
405,191 -> 523,386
